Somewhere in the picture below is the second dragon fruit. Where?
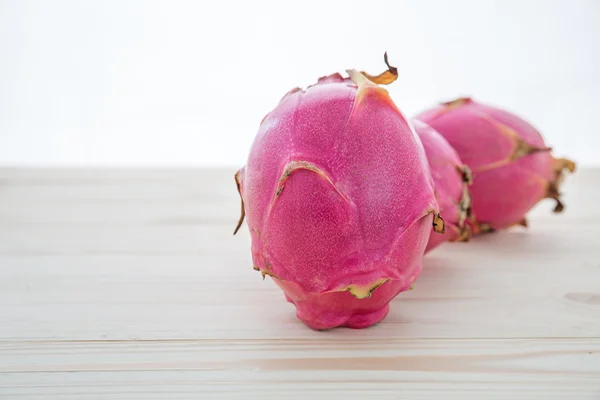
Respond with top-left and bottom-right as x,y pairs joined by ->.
412,119 -> 473,252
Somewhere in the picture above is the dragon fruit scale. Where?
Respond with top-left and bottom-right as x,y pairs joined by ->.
234,57 -> 445,330
411,119 -> 473,252
415,97 -> 576,233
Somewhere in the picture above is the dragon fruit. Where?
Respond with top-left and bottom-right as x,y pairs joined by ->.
415,97 -> 576,232
411,119 -> 473,252
234,57 -> 444,330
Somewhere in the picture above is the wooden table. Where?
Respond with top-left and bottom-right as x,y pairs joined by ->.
1,167 -> 598,399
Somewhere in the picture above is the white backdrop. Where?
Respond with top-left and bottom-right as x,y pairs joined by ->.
1,0 -> 598,167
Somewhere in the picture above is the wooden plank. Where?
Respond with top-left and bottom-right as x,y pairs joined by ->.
0,224 -> 598,341
0,338 -> 598,399
0,168 -> 241,226
0,167 -> 591,225
0,224 -> 246,255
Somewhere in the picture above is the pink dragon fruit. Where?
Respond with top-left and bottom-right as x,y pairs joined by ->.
234,57 -> 444,330
414,97 -> 576,232
411,119 -> 473,252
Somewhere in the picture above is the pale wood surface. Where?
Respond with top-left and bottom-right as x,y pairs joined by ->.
0,167 -> 599,399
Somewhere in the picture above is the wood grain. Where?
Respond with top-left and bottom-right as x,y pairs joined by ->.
0,167 -> 599,399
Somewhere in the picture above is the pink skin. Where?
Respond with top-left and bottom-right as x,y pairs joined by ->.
235,71 -> 441,330
414,97 -> 571,231
411,119 -> 471,252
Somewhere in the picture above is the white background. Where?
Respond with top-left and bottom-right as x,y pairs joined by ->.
1,0 -> 599,167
